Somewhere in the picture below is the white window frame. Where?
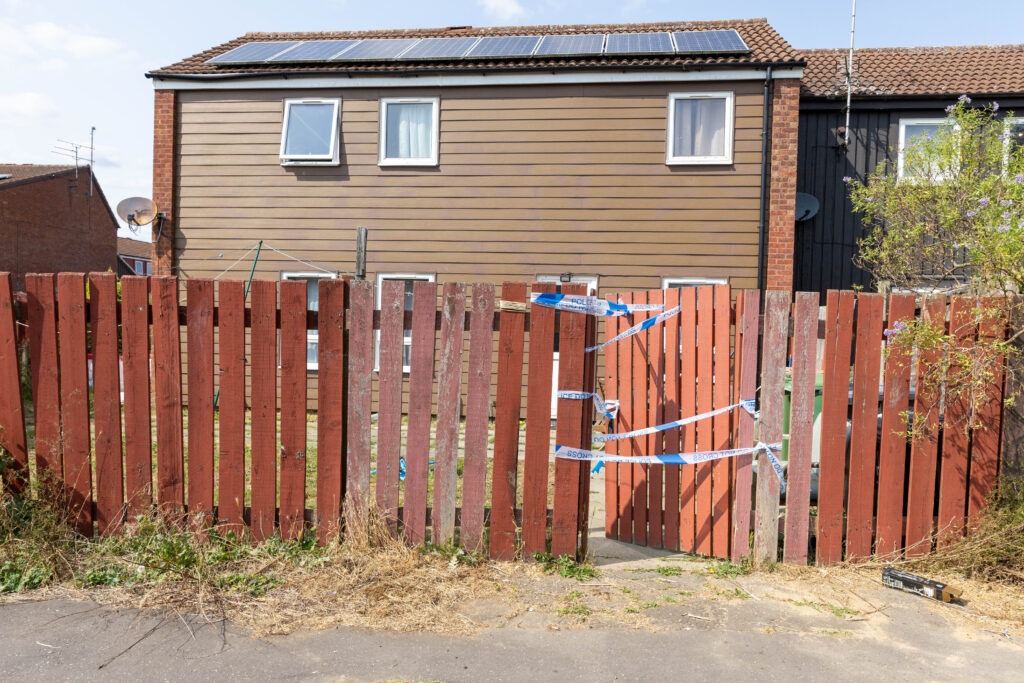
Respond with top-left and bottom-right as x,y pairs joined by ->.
378,97 -> 440,167
1004,117 -> 1024,168
279,98 -> 341,166
662,276 -> 728,288
282,271 -> 338,371
375,272 -> 436,372
666,91 -> 734,166
897,117 -> 950,180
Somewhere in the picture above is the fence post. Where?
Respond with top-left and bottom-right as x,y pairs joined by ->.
0,273 -> 28,491
345,280 -> 374,534
753,289 -> 788,565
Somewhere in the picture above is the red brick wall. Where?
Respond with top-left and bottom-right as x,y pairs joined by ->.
152,89 -> 177,275
766,78 -> 800,291
0,169 -> 118,290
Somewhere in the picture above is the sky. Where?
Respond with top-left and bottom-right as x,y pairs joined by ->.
3,0 -> 1023,240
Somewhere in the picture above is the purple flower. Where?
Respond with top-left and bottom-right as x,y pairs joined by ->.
884,320 -> 908,338
842,176 -> 852,184
945,104 -> 956,114
997,224 -> 1011,233
993,101 -> 1000,112
959,94 -> 972,104
1016,174 -> 1024,184
979,197 -> 990,206
1001,199 -> 1012,207
1000,132 -> 1011,142
966,210 -> 977,218
865,196 -> 873,203
1004,211 -> 1012,220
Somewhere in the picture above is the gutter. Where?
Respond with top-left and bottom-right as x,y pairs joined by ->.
756,66 -> 773,292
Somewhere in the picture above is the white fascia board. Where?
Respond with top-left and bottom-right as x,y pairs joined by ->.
153,67 -> 803,91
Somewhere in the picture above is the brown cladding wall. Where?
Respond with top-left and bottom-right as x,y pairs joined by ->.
0,170 -> 117,290
172,81 -> 768,293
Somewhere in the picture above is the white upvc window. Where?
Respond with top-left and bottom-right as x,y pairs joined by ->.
280,98 -> 341,166
666,92 -> 734,165
1005,117 -> 1024,162
282,271 -> 338,370
897,118 -> 950,180
379,97 -> 440,166
662,276 -> 728,289
375,272 -> 436,372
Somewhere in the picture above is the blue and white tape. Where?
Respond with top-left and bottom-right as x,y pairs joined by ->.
585,305 -> 682,353
555,442 -> 785,483
594,399 -> 757,443
556,390 -> 620,420
530,292 -> 663,317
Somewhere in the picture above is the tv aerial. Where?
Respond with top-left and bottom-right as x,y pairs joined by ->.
116,197 -> 159,234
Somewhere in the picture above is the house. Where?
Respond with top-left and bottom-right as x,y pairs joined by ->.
147,18 -> 804,310
117,236 -> 153,276
0,164 -> 118,290
795,45 -> 1024,296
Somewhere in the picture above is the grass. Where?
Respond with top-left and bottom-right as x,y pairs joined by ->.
706,560 -> 752,577
534,552 -> 597,581
789,599 -> 860,619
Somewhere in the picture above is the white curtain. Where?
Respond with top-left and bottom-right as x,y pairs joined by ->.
674,98 -> 726,158
386,103 -> 432,159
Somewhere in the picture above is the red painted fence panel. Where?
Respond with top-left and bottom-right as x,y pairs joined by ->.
120,276 -> 152,516
24,274 -> 61,481
279,280 -> 308,540
151,276 -> 184,515
56,273 -> 92,536
0,273 -> 28,490
249,280 -> 278,541
316,279 -> 347,543
433,283 -> 466,546
346,280 -> 374,532
783,291 -> 818,565
217,280 -> 247,532
185,279 -> 215,527
90,272 -> 125,534
402,280 -> 436,546
461,283 -> 495,552
522,282 -> 556,556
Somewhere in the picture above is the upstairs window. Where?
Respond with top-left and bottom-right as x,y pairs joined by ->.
379,97 -> 439,166
667,92 -> 734,165
280,98 -> 340,166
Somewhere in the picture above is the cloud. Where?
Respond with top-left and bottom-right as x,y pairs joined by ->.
0,20 -> 120,62
477,0 -> 526,22
0,92 -> 57,124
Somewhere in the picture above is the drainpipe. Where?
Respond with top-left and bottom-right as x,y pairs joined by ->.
756,66 -> 774,292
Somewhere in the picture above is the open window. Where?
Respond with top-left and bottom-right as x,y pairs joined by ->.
375,273 -> 436,372
280,98 -> 341,166
379,97 -> 439,166
666,92 -> 734,165
282,272 -> 338,370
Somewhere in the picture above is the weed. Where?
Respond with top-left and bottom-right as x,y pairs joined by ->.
216,572 -> 281,597
1,559 -> 49,592
815,628 -> 854,638
639,601 -> 659,609
653,565 -> 683,577
706,560 -> 752,577
422,543 -> 483,568
534,552 -> 597,581
624,607 -> 640,614
789,599 -> 859,619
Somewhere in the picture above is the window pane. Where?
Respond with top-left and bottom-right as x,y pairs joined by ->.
674,98 -> 726,157
1009,122 -> 1024,154
386,102 -> 433,159
306,280 -> 319,311
905,123 -> 942,146
307,337 -> 318,366
284,103 -> 335,156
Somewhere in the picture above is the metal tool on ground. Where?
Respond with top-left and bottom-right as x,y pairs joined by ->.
882,568 -> 962,603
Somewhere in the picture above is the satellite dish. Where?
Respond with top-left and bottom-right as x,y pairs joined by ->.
116,196 -> 158,226
795,193 -> 820,222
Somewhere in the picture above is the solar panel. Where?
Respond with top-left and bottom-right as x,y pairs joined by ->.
673,29 -> 749,54
267,40 -> 359,62
534,34 -> 605,57
398,37 -> 479,60
331,38 -> 421,60
465,36 -> 541,58
207,41 -> 300,64
604,32 -> 673,55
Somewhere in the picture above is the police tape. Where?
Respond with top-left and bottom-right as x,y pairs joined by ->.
555,442 -> 786,484
594,399 -> 758,443
585,305 -> 682,353
530,292 -> 664,317
556,391 -> 620,420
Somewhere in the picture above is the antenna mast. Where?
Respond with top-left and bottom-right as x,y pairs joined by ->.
844,0 -> 857,147
52,128 -> 97,195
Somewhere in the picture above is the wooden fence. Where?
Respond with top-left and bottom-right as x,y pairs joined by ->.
0,273 -> 1011,565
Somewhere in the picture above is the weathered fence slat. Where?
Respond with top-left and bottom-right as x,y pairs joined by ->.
120,277 -> 152,516
694,286 -> 715,555
614,292 -> 634,544
402,280 -> 437,546
577,314 -> 597,558
630,291 -> 651,547
376,280 -> 405,533
783,291 -> 818,564
678,287 -> 698,554
905,296 -> 947,557
316,279 -> 346,543
551,282 -> 587,557
489,282 -> 526,560
279,280 -> 308,540
937,296 -> 974,548
846,293 -> 884,560
753,290 -> 788,565
151,276 -> 184,515
433,283 -> 466,546
185,279 -> 215,527
662,286 -> 682,552
646,289 -> 665,549
968,300 -> 1006,523
25,274 -> 61,480
875,292 -> 916,556
522,282 -> 557,555
57,273 -> 92,536
817,290 -> 855,565
461,283 -> 495,552
91,272 -> 125,534
346,280 -> 374,532
731,289 -> 760,564
711,284 -> 732,559
0,273 -> 28,489
604,296 -> 622,541
217,280 -> 246,531
249,280 -> 278,541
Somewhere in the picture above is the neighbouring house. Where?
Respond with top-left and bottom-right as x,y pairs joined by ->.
117,236 -> 153,276
795,45 -> 1024,296
0,164 -> 118,290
